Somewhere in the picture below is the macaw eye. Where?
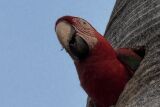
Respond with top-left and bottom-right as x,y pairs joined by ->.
79,19 -> 92,29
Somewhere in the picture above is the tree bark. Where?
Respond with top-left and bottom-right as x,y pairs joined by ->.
105,0 -> 160,107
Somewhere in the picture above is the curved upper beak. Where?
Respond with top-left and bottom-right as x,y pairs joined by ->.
55,19 -> 89,60
55,21 -> 75,50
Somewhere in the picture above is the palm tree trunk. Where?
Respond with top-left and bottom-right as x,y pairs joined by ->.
105,0 -> 160,106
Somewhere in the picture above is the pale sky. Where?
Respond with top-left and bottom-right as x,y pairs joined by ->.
0,0 -> 116,107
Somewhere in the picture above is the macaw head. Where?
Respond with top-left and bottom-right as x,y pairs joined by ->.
55,16 -> 115,61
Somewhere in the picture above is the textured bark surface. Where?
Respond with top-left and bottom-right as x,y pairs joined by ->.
105,0 -> 160,107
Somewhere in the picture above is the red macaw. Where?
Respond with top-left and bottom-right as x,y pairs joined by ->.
55,16 -> 143,107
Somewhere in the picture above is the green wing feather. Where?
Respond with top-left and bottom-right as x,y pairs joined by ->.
116,48 -> 144,74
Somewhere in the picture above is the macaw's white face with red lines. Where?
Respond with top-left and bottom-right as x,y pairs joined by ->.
72,17 -> 98,48
72,18 -> 95,36
55,16 -> 98,60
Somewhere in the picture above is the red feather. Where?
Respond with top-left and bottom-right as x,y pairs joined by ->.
74,35 -> 130,107
55,16 -> 143,107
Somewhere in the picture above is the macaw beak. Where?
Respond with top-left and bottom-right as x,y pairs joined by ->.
55,17 -> 89,60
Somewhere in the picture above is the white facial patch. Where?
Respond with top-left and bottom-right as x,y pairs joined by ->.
76,32 -> 98,49
55,21 -> 75,49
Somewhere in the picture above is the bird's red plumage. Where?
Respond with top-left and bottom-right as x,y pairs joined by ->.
55,16 -> 141,107
74,35 -> 130,107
